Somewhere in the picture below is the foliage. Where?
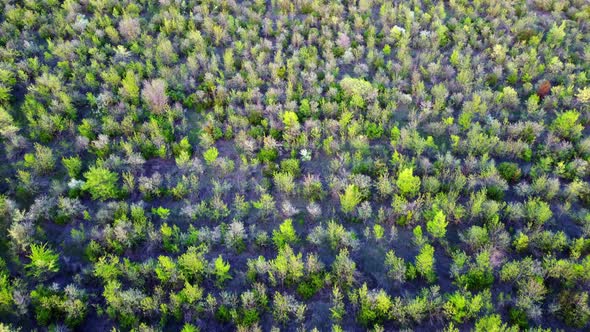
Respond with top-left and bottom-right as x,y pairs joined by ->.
396,168 -> 421,198
26,243 -> 59,279
0,0 -> 588,329
272,219 -> 298,249
203,147 -> 219,165
213,255 -> 232,286
416,244 -> 436,283
340,184 -> 363,214
427,210 -> 448,239
552,110 -> 583,140
82,166 -> 119,201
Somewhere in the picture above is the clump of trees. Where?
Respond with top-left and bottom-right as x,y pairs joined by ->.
0,0 -> 588,330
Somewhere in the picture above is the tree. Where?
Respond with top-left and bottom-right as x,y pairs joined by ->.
282,111 -> 299,130
62,156 -> 82,178
416,244 -> 436,283
340,184 -> 362,214
427,210 -> 448,239
559,291 -> 590,328
203,147 -> 219,165
213,255 -> 231,286
396,168 -> 421,198
524,198 -> 553,226
498,162 -> 522,183
26,243 -> 59,279
552,110 -> 583,140
82,166 -> 119,201
120,70 -> 139,104
272,219 -> 298,249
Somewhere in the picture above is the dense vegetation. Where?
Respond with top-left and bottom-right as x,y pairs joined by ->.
0,0 -> 589,331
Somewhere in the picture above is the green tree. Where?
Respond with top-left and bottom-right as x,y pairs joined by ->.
213,255 -> 231,286
282,111 -> 299,129
203,147 -> 219,165
272,219 -> 298,249
524,198 -> 553,226
62,156 -> 82,178
396,168 -> 421,198
120,70 -> 139,103
552,110 -> 583,140
26,243 -> 60,279
82,166 -> 119,201
340,184 -> 362,214
416,244 -> 436,283
427,210 -> 448,239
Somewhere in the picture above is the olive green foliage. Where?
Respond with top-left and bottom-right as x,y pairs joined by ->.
272,219 -> 298,249
82,166 -> 119,201
427,210 -> 448,239
213,255 -> 232,286
26,243 -> 60,279
396,168 -> 421,198
62,156 -> 82,178
416,244 -> 436,283
552,110 -> 583,140
1,0 -> 589,330
203,147 -> 219,165
340,184 -> 363,214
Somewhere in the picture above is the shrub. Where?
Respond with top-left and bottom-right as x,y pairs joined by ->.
524,198 -> 553,226
272,219 -> 298,249
282,111 -> 299,129
475,315 -> 516,332
30,285 -> 87,327
537,80 -> 551,98
62,156 -> 82,178
273,171 -> 295,194
280,158 -> 300,176
426,210 -> 448,239
443,291 -> 489,323
385,250 -> 407,283
416,244 -> 436,283
552,110 -> 583,140
151,206 -> 170,220
339,77 -> 376,100
178,246 -> 207,282
559,291 -> 590,328
340,184 -> 362,214
203,147 -> 219,165
25,144 -> 55,175
213,255 -> 231,286
498,162 -> 522,183
331,249 -> 356,289
82,166 -> 119,201
396,168 -> 421,198
26,243 -> 60,279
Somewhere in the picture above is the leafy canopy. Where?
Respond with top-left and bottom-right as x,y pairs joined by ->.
82,166 -> 119,201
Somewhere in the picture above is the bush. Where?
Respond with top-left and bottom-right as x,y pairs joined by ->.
142,79 -> 168,114
416,244 -> 436,283
272,219 -> 298,249
524,198 -> 553,226
26,243 -> 59,279
203,147 -> 219,165
552,110 -> 583,140
426,210 -> 448,239
498,162 -> 521,183
213,255 -> 232,286
558,291 -> 590,328
82,166 -> 119,201
396,168 -> 421,198
340,184 -> 362,214
62,156 -> 82,178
